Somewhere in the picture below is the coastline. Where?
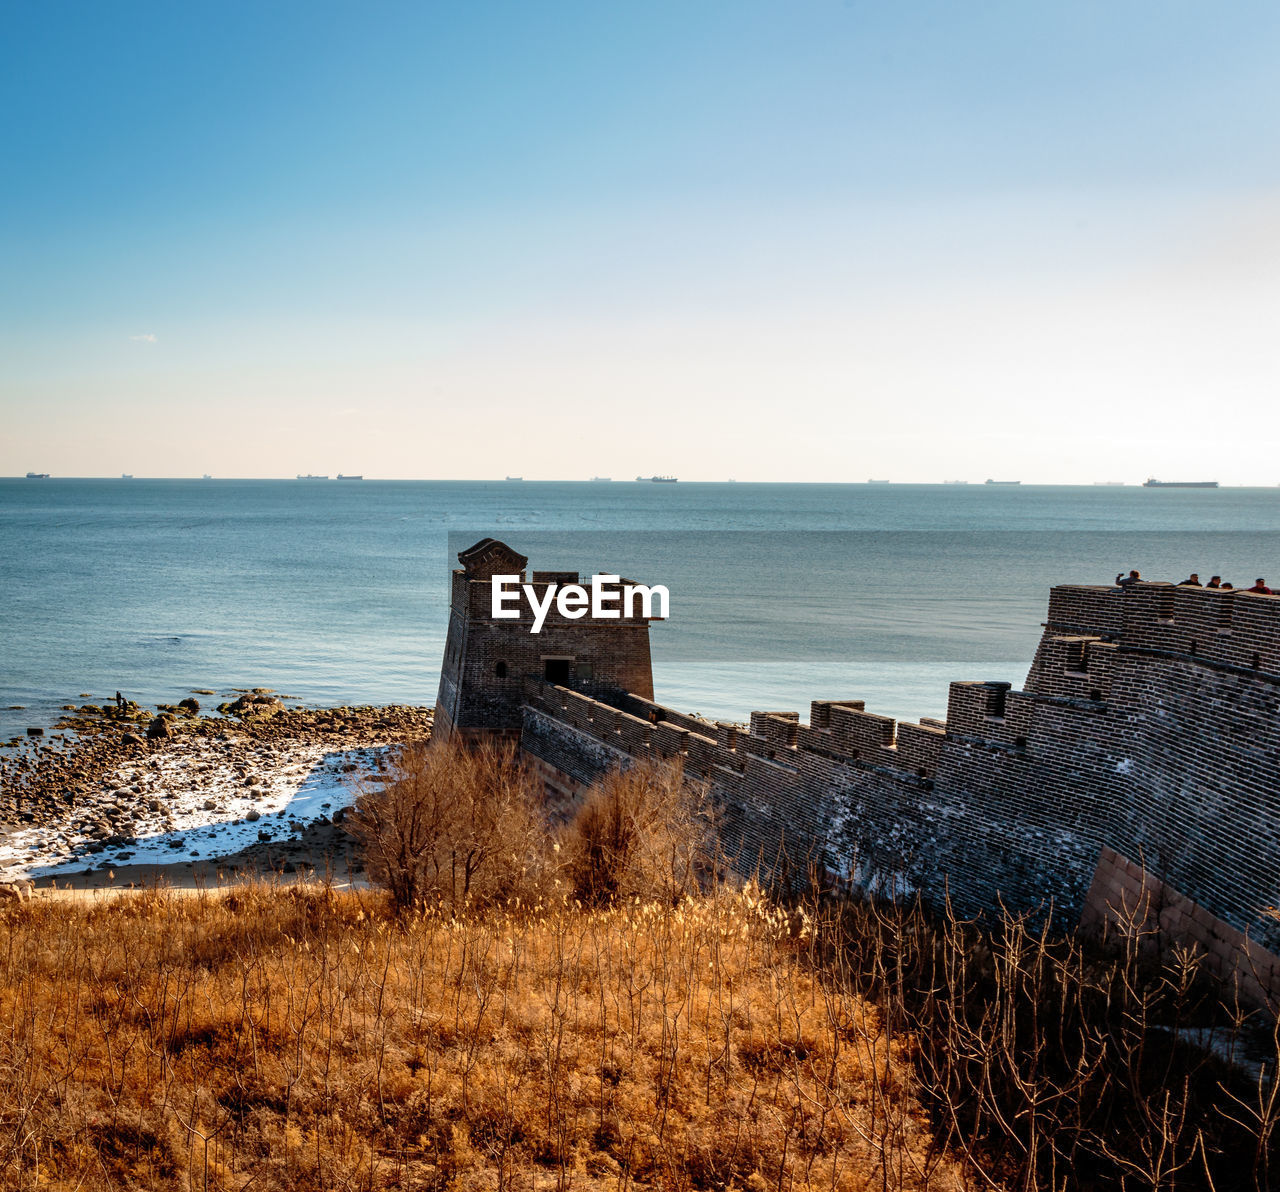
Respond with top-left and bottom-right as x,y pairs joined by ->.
0,700 -> 431,889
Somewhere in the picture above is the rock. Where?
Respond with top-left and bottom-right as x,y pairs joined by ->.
224,694 -> 285,717
145,717 -> 169,741
178,698 -> 200,715
0,881 -> 33,903
245,810 -> 261,822
121,733 -> 143,747
26,728 -> 43,737
202,798 -> 218,811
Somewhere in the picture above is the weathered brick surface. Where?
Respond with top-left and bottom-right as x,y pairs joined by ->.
439,546 -> 1280,976
1082,848 -> 1280,1007
435,539 -> 658,738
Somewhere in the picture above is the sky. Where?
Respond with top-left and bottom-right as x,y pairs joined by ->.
2,0 -> 1279,483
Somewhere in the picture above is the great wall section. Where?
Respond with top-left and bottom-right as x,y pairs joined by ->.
437,539 -> 1280,1005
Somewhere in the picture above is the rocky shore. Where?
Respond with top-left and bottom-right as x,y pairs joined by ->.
0,697 -> 432,889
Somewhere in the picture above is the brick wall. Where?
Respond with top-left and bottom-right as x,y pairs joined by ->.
1082,847 -> 1280,1009
438,547 -> 1280,990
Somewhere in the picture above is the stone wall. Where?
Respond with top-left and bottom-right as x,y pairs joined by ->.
510,581 -> 1280,962
1082,847 -> 1280,1007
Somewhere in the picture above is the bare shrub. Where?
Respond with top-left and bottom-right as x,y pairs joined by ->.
801,886 -> 1280,1191
346,738 -> 552,911
563,758 -> 711,905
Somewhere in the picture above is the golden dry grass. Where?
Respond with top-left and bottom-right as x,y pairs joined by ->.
0,883 -> 964,1191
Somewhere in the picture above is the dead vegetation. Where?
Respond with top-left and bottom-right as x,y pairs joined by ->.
6,742 -> 1278,1190
803,890 -> 1280,1192
345,740 -> 555,912
0,880 -> 959,1191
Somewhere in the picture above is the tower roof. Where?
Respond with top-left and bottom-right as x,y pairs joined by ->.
457,538 -> 529,578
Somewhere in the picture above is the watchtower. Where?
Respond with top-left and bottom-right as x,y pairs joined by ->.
434,538 -> 659,743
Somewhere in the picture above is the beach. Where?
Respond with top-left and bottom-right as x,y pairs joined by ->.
0,699 -> 432,891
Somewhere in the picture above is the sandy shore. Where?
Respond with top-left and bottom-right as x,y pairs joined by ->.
24,819 -> 363,894
0,701 -> 432,890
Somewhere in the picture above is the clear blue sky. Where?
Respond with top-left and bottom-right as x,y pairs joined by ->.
3,1 -> 1278,481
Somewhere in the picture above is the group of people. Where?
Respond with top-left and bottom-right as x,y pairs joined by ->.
1114,570 -> 1273,594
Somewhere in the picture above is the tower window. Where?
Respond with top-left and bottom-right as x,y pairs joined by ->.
495,661 -> 507,679
544,658 -> 571,685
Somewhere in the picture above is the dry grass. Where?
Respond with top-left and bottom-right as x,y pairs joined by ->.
562,760 -> 710,907
0,882 -> 964,1191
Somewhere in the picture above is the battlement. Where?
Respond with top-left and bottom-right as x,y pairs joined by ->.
524,682 -> 947,787
1045,583 -> 1280,677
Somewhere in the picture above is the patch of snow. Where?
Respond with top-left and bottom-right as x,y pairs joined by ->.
0,741 -> 391,882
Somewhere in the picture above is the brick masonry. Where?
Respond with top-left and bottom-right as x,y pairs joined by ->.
436,544 -> 1280,994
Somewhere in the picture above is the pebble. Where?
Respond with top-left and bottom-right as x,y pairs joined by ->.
0,700 -> 432,878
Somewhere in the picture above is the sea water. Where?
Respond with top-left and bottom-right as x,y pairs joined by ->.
3,478 -> 1279,737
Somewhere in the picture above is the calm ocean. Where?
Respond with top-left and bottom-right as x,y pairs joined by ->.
3,478 -> 1279,740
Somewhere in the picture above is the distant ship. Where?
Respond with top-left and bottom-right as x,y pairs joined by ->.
121,473 -> 133,479
337,474 -> 362,480
867,479 -> 891,484
590,476 -> 612,482
1142,478 -> 1218,488
1094,481 -> 1126,486
202,474 -> 212,480
505,475 -> 524,481
296,474 -> 328,480
943,479 -> 969,485
25,472 -> 50,479
985,479 -> 1021,485
637,475 -> 678,482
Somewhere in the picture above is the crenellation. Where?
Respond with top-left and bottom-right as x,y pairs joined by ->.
751,712 -> 800,749
1045,584 -> 1123,638
943,681 -> 997,737
894,720 -> 945,777
652,722 -> 691,757
809,699 -> 865,730
827,704 -> 895,758
685,735 -> 717,773
616,714 -> 652,755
